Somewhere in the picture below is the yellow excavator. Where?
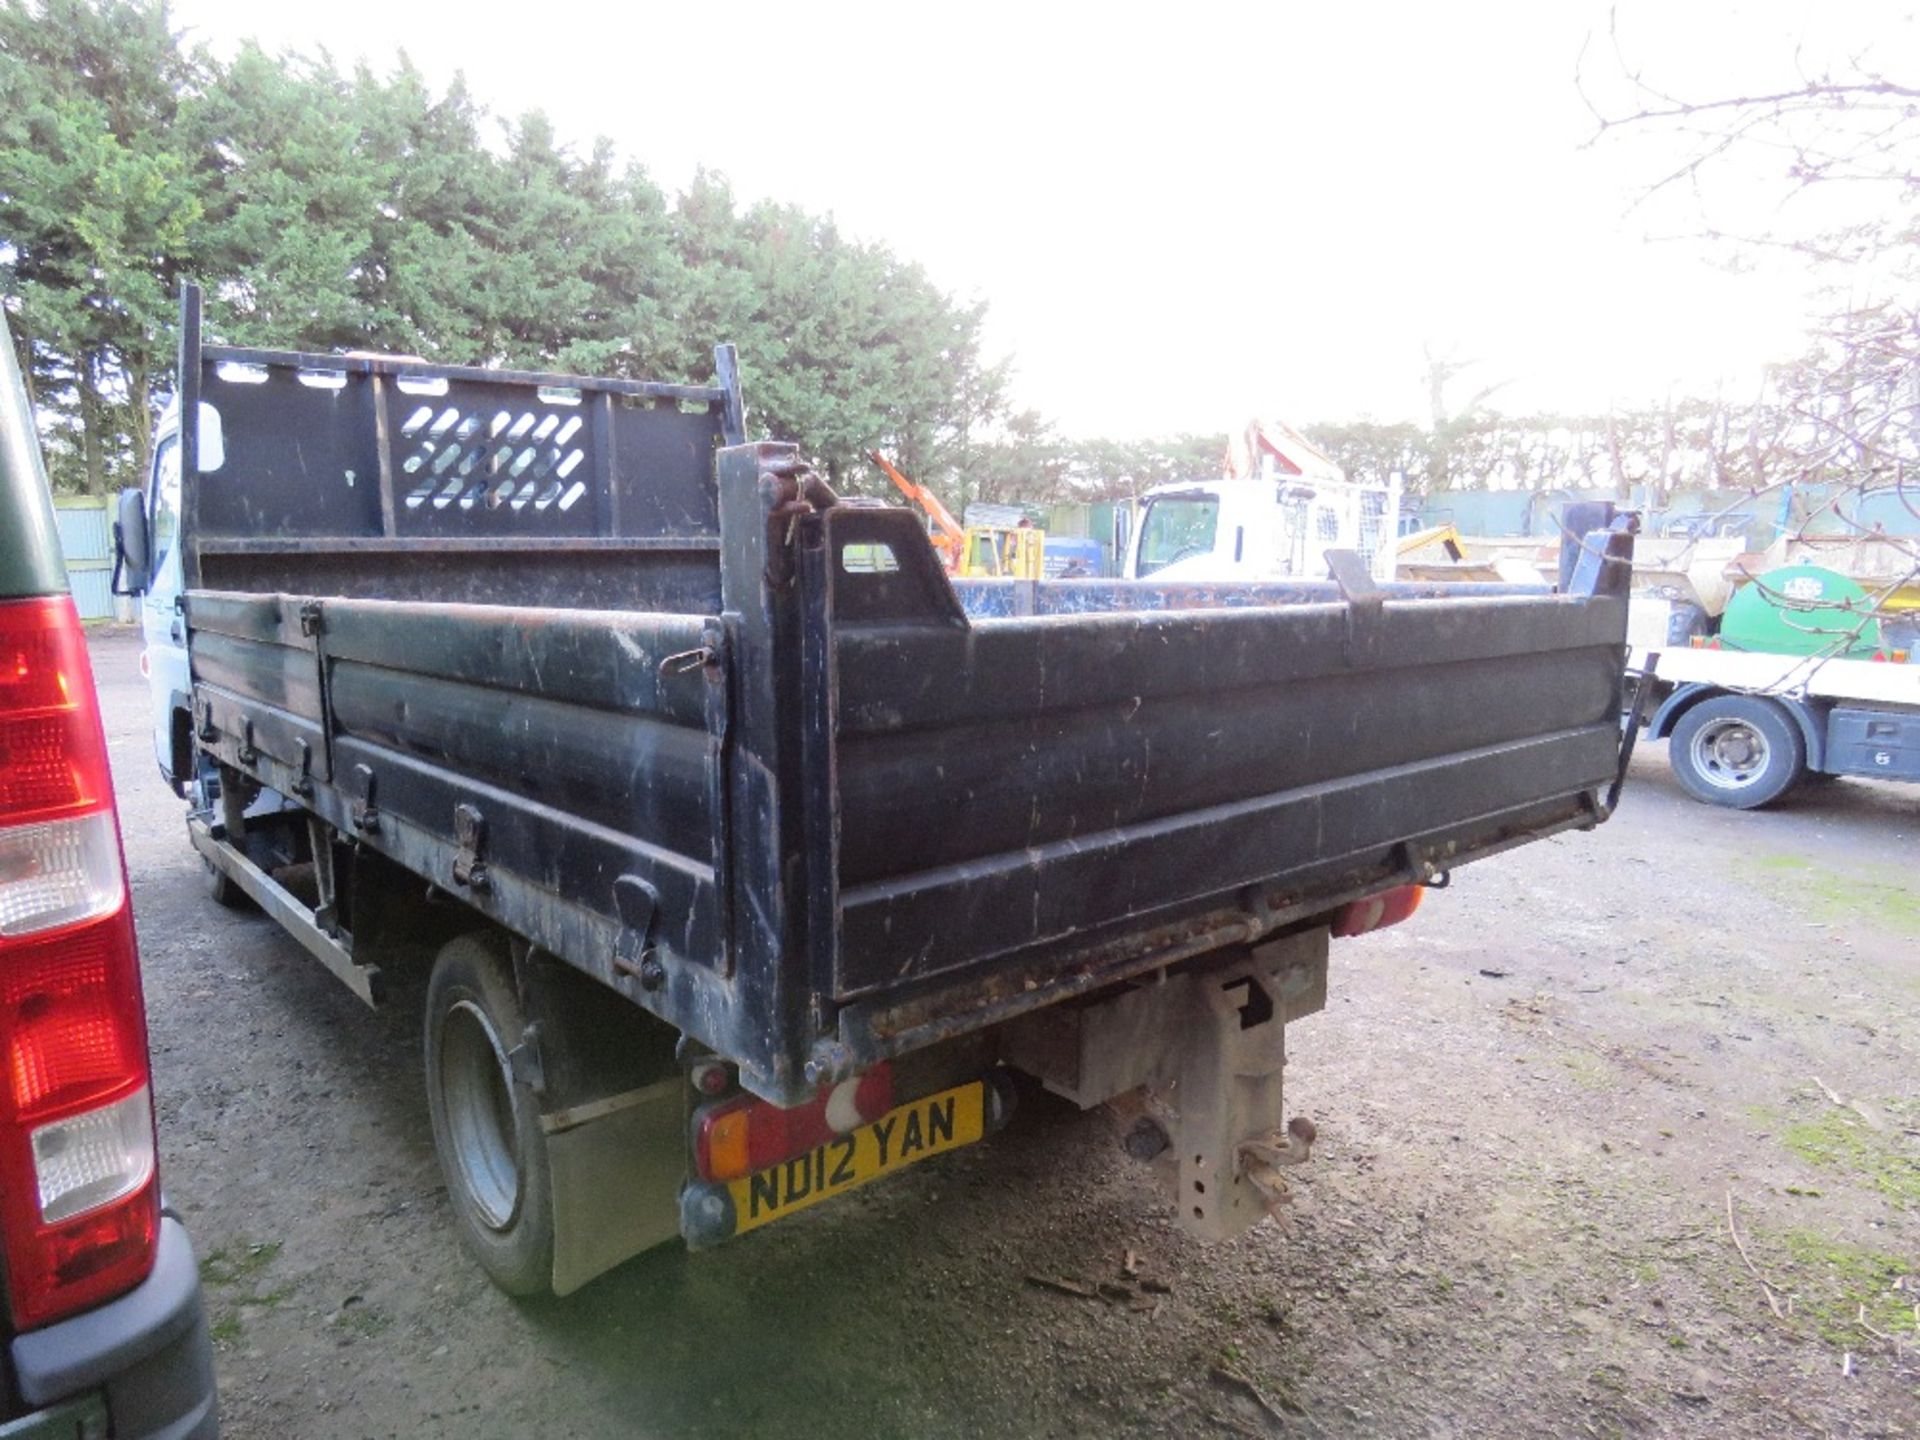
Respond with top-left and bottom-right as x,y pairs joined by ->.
868,451 -> 1045,579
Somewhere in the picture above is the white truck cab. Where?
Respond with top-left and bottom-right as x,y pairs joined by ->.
1124,474 -> 1402,584
1122,418 -> 1400,584
130,400 -> 222,795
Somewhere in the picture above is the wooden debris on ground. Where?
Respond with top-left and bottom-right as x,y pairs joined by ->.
1723,1190 -> 1789,1320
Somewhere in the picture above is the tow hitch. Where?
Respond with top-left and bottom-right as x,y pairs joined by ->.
1004,927 -> 1329,1240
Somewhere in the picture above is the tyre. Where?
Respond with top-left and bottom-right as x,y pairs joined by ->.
191,773 -> 255,911
201,855 -> 250,910
1668,694 -> 1805,809
425,934 -> 555,1297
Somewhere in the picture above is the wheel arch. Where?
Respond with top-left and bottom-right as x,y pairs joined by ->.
1650,683 -> 1826,769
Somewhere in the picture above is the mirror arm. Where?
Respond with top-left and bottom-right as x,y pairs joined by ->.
110,521 -> 129,596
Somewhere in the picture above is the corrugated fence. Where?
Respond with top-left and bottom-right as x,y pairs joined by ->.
53,497 -> 116,622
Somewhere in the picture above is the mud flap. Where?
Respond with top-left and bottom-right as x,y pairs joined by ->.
542,1078 -> 685,1296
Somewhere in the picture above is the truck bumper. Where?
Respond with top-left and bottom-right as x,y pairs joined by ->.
7,1217 -> 218,1440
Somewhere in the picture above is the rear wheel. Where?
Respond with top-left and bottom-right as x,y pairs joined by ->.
1668,694 -> 1805,809
425,934 -> 555,1297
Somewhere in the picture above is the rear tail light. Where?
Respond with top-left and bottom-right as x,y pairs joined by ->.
1331,883 -> 1425,938
0,595 -> 158,1330
694,1065 -> 894,1183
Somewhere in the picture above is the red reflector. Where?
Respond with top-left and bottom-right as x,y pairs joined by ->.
0,597 -> 112,824
0,1165 -> 157,1332
694,1064 -> 895,1183
1332,884 -> 1425,938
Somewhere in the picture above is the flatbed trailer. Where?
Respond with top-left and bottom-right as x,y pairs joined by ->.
118,287 -> 1638,1297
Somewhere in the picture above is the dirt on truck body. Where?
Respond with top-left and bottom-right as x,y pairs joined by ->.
114,283 -> 1638,1298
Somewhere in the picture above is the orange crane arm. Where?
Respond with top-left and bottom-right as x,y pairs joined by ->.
868,450 -> 964,551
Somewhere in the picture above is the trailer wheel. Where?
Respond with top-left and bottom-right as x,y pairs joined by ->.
425,934 -> 555,1297
1668,694 -> 1805,808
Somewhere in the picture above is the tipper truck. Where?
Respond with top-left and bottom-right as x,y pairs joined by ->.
114,286 -> 1639,1298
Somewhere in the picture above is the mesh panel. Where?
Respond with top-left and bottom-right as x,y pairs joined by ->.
397,400 -> 591,519
1357,489 -> 1391,570
195,356 -> 729,543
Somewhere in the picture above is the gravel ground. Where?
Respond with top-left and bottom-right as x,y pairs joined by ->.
90,627 -> 1919,1439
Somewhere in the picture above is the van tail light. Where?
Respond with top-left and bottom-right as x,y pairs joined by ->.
1331,883 -> 1425,938
0,595 -> 158,1330
694,1065 -> 894,1183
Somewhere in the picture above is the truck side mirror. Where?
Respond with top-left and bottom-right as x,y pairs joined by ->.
111,487 -> 150,596
1112,503 -> 1134,574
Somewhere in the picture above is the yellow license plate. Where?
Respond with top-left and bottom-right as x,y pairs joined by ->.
728,1081 -> 985,1235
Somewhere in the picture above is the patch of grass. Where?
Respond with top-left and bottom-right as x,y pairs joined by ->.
200,1238 -> 291,1343
1585,1363 -> 1628,1395
1751,853 -> 1920,935
1558,1049 -> 1615,1092
199,1239 -> 281,1287
1775,1230 -> 1919,1347
1779,1105 -> 1920,1209
334,1303 -> 391,1338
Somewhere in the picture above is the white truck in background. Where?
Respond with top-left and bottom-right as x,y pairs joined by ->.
1122,418 -> 1401,584
1625,536 -> 1920,807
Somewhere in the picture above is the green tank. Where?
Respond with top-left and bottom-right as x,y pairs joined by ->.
1719,563 -> 1883,657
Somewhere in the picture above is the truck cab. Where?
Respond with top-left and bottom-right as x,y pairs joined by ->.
127,400 -> 222,797
1122,417 -> 1399,585
1124,475 -> 1401,584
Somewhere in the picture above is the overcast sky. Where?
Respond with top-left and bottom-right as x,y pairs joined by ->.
170,0 -> 1909,439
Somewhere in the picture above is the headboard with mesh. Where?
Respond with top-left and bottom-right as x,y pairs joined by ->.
177,287 -> 745,613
